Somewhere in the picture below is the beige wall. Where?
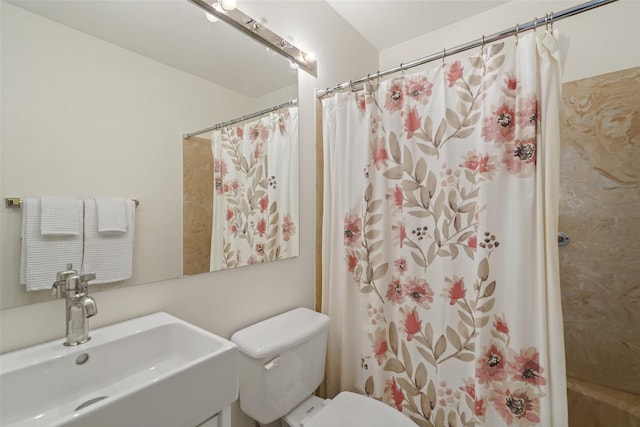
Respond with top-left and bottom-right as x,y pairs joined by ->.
0,2 -> 378,427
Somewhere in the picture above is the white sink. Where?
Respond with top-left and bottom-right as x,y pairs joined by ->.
0,312 -> 238,427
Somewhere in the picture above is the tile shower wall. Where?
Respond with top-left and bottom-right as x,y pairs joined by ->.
559,67 -> 640,423
183,136 -> 214,276
567,377 -> 640,427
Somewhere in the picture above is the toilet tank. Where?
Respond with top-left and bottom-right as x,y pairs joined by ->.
230,308 -> 330,425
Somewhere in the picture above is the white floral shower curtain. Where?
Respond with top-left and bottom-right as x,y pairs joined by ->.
211,107 -> 298,270
321,32 -> 567,426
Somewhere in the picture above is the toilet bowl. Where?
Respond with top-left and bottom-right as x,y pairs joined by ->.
230,308 -> 416,427
284,391 -> 416,427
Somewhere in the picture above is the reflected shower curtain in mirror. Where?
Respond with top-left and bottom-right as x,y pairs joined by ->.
211,107 -> 298,270
321,32 -> 567,426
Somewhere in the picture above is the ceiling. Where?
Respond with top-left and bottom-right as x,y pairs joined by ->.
326,0 -> 510,50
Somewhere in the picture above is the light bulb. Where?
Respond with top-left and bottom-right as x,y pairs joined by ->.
302,51 -> 316,63
205,2 -> 223,22
218,0 -> 236,11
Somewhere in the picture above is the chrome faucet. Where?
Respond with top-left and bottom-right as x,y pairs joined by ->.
53,264 -> 98,346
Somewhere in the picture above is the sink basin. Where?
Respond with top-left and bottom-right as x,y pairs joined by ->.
0,312 -> 238,427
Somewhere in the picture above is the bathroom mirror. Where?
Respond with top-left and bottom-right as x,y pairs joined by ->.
0,0 -> 298,309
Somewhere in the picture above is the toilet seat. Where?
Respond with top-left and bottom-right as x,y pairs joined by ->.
304,392 -> 417,427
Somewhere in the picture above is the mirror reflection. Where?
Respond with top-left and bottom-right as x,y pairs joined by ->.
183,101 -> 299,275
1,0 -> 298,309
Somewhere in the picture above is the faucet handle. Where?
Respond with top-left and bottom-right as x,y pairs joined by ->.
52,263 -> 78,297
80,273 -> 96,284
56,263 -> 78,282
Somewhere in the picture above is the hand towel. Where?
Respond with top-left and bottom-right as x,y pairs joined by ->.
20,198 -> 83,291
94,197 -> 127,233
83,199 -> 135,284
40,196 -> 81,235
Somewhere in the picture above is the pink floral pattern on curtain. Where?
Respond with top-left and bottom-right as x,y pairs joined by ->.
211,108 -> 298,270
322,33 -> 565,427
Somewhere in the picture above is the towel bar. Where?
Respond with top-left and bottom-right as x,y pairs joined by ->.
5,197 -> 22,208
5,197 -> 139,208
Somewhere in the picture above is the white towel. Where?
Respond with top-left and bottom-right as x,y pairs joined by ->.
20,198 -> 83,291
95,197 -> 127,233
83,199 -> 135,284
40,196 -> 81,235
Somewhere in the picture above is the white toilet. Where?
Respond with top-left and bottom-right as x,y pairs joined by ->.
230,307 -> 417,427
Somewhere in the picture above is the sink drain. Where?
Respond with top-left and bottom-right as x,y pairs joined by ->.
75,396 -> 108,411
75,353 -> 89,365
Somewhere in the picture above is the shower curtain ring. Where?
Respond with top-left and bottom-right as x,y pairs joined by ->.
480,35 -> 485,54
544,13 -> 549,33
515,23 -> 520,45
400,63 -> 405,77
534,17 -> 538,32
442,48 -> 446,66
549,11 -> 554,32
349,80 -> 354,92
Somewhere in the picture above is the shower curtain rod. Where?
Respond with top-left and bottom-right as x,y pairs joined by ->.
184,98 -> 298,139
317,0 -> 618,98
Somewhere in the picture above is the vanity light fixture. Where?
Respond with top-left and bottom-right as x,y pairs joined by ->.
187,0 -> 317,76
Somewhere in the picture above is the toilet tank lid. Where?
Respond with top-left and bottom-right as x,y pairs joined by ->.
231,308 -> 329,359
